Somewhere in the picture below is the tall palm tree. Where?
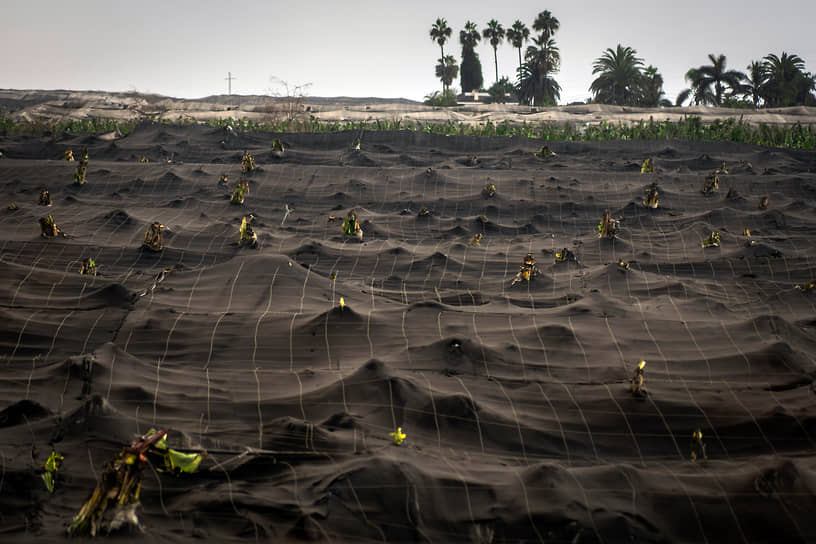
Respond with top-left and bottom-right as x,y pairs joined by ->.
589,44 -> 644,106
460,21 -> 483,93
460,20 -> 481,49
684,54 -> 746,106
525,11 -> 560,107
505,20 -> 530,73
429,18 -> 452,60
482,19 -> 505,84
517,36 -> 561,106
435,55 -> 459,93
532,10 -> 560,41
761,52 -> 815,107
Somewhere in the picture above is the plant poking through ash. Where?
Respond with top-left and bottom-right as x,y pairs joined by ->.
511,253 -> 540,286
618,258 -> 630,271
39,189 -> 52,206
40,214 -> 62,238
241,151 -> 255,173
79,258 -> 97,276
471,233 -> 482,246
389,427 -> 406,445
271,138 -> 285,157
759,196 -> 769,209
73,145 -> 88,185
555,248 -> 576,263
67,429 -> 204,537
598,209 -> 618,239
231,178 -> 249,205
716,161 -> 728,175
641,157 -> 653,173
351,137 -> 361,151
239,215 -> 258,247
796,280 -> 815,293
643,182 -> 659,208
218,173 -> 229,186
483,183 -> 496,198
62,149 -> 74,161
42,450 -> 64,493
691,428 -> 707,461
631,360 -> 646,397
142,222 -> 164,251
701,172 -> 718,194
341,208 -> 363,241
702,231 -> 720,248
534,145 -> 557,159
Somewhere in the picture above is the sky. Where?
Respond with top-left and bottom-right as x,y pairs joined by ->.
2,0 -> 815,104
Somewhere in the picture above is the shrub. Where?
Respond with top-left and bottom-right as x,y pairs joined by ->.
487,78 -> 516,104
424,88 -> 459,107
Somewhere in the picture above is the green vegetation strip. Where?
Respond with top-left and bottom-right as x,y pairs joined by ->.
1,115 -> 814,149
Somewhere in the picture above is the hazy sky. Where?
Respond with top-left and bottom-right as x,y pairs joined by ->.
2,0 -> 815,104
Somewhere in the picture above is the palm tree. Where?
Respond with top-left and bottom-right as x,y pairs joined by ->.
532,10 -> 560,41
505,20 -> 530,73
676,68 -> 714,106
429,18 -> 452,60
482,19 -> 505,84
460,21 -> 483,93
517,36 -> 561,106
639,66 -> 672,107
589,45 -> 644,105
517,62 -> 561,107
761,52 -> 816,107
742,61 -> 766,108
460,20 -> 480,49
435,55 -> 459,93
523,11 -> 560,107
684,54 -> 746,106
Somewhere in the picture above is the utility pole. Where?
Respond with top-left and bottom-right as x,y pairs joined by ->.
225,72 -> 236,96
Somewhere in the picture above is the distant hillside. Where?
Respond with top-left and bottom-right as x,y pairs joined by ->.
1,89 -> 815,127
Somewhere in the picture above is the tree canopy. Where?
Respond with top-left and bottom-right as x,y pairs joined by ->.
428,14 -> 815,109
760,52 -> 816,107
506,20 -> 530,71
515,11 -> 562,106
589,45 -> 644,106
677,54 -> 745,106
435,55 -> 459,93
589,46 -> 670,107
429,18 -> 452,59
517,36 -> 561,106
460,21 -> 484,93
483,19 -> 505,84
532,10 -> 559,41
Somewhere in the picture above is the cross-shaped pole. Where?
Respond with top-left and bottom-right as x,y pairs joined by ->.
225,72 -> 237,96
